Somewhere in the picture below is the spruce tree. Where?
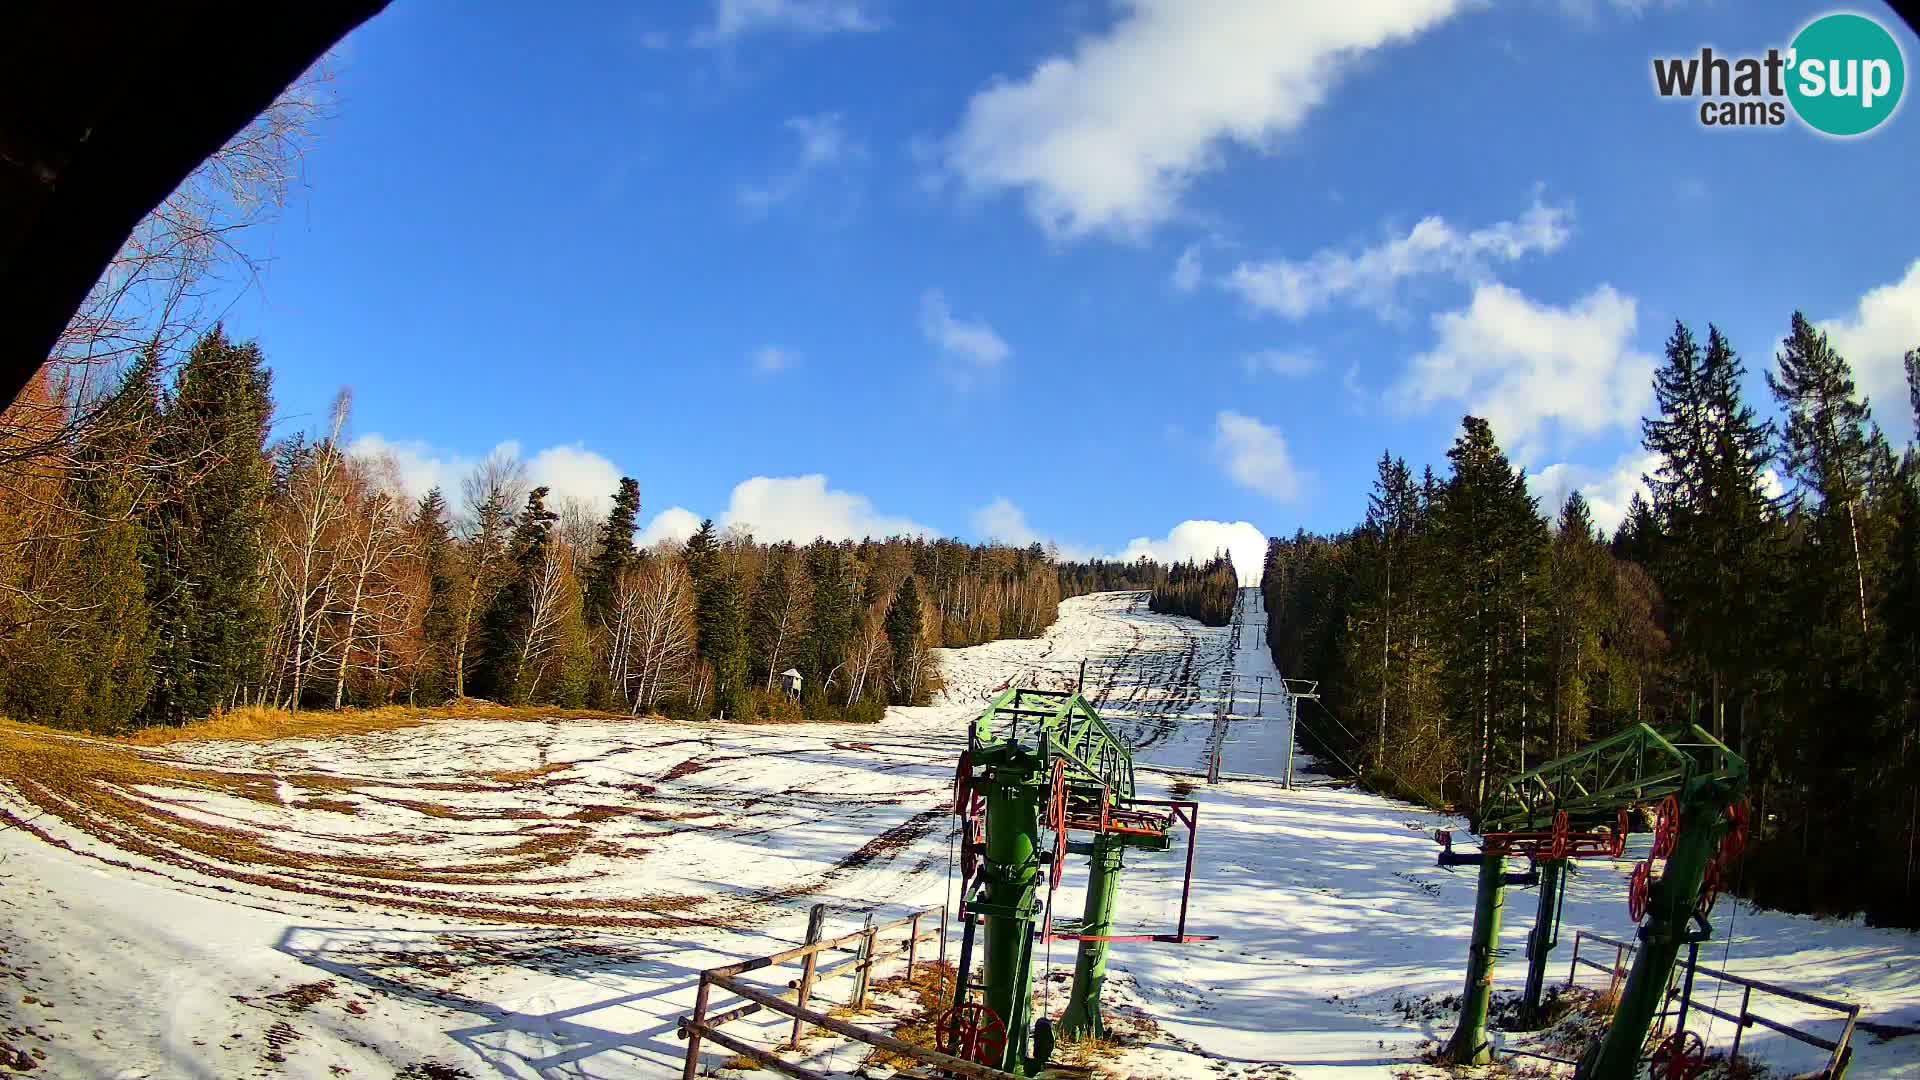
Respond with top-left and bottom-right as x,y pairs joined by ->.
474,486 -> 557,702
805,541 -> 853,704
1641,321 -> 1778,739
0,354 -> 159,731
142,326 -> 275,724
414,488 -> 457,702
583,477 -> 640,626
1770,312 -> 1885,637
1426,416 -> 1548,805
885,575 -> 923,704
685,519 -> 746,719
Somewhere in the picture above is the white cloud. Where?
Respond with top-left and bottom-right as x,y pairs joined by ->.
696,0 -> 879,44
939,0 -> 1466,239
1214,410 -> 1304,501
1225,197 -> 1572,320
739,113 -> 866,217
752,344 -> 801,375
526,444 -> 626,515
977,498 -> 1268,584
1117,520 -> 1269,586
719,474 -> 932,543
347,436 -> 627,516
1241,349 -> 1318,378
348,434 -> 476,503
637,506 -> 703,549
1823,257 -> 1920,443
1528,451 -> 1659,536
921,289 -> 1011,375
1171,245 -> 1204,292
1392,283 -> 1655,462
970,497 -> 1098,560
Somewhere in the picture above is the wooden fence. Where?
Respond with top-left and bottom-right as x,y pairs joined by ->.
678,903 -> 1028,1080
1566,930 -> 1860,1077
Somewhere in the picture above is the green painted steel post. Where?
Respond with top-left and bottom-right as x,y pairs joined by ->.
1578,786 -> 1726,1080
982,759 -> 1042,1075
1447,850 -> 1508,1065
1060,832 -> 1125,1040
1520,859 -> 1565,1027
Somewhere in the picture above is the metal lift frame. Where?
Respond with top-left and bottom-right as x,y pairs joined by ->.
1440,723 -> 1748,1080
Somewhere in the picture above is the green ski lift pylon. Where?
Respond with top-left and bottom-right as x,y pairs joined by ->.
1435,722 -> 1748,1078
949,688 -> 1208,1075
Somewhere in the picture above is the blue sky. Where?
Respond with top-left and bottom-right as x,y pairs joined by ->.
219,0 -> 1920,583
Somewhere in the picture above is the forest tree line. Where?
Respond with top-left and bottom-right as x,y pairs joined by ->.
1263,314 -> 1920,926
0,327 -> 1065,732
1147,554 -> 1239,626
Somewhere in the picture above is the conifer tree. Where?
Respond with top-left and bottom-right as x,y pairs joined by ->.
142,326 -> 276,723
1642,321 -> 1778,739
805,541 -> 853,702
885,574 -> 924,704
413,488 -> 457,701
685,519 -> 746,719
1426,416 -> 1548,803
584,477 -> 640,626
1770,312 -> 1883,636
474,486 -> 557,702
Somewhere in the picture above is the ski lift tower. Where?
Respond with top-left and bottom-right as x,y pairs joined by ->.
948,688 -> 1208,1075
1435,723 -> 1749,1080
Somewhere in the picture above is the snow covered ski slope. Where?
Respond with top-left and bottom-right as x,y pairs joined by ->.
1,589 -> 1916,1079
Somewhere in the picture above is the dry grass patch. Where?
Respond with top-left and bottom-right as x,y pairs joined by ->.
858,961 -> 958,1071
485,762 -> 571,784
123,699 -> 646,747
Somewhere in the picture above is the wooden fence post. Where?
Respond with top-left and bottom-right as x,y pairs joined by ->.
682,975 -> 713,1080
853,913 -> 877,1011
788,904 -> 828,1050
907,912 -> 922,981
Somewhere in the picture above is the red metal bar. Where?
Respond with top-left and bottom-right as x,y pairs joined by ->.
1042,933 -> 1218,943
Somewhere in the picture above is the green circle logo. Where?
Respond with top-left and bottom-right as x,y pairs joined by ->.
1787,12 -> 1905,136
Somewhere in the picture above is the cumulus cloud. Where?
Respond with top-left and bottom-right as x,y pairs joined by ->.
1528,451 -> 1660,536
921,289 -> 1011,376
1225,197 -> 1571,320
1241,349 -> 1318,378
939,0 -> 1465,239
1117,520 -> 1269,586
637,506 -> 703,549
1214,411 -> 1304,501
696,0 -> 879,44
1392,283 -> 1655,462
720,474 -> 932,543
752,344 -> 801,375
974,498 -> 1268,584
348,436 -> 628,516
1823,257 -> 1920,443
738,113 -> 867,218
971,497 -> 1098,560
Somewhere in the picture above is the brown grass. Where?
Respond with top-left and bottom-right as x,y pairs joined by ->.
486,763 -> 571,784
122,699 -> 646,747
859,961 -> 958,1071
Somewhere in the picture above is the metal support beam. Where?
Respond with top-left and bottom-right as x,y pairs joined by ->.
1060,832 -> 1125,1040
1578,779 -> 1734,1080
1447,850 -> 1508,1065
1520,859 -> 1566,1027
981,753 -> 1044,1074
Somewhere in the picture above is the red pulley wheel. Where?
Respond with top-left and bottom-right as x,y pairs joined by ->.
1611,808 -> 1630,858
937,1001 -> 1009,1066
951,749 -> 972,815
1628,859 -> 1653,923
1550,809 -> 1571,861
1651,795 -> 1681,859
1649,1029 -> 1707,1080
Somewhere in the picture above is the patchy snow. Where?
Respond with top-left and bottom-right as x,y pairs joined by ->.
0,589 -> 1914,1079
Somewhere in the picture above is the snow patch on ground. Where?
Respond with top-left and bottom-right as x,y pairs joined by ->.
1,589 -> 1915,1078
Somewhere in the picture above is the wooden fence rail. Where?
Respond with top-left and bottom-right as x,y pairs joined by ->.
679,904 -> 991,1079
1566,930 -> 1859,1078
